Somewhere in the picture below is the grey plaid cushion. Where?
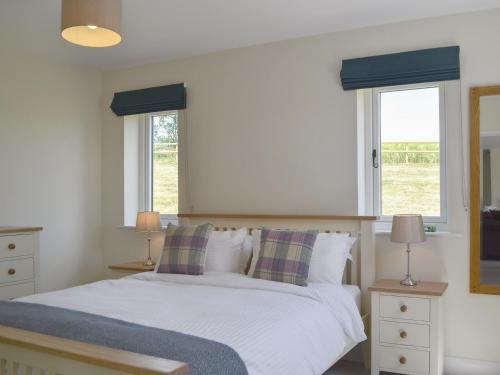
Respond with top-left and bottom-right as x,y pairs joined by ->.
253,228 -> 318,286
157,223 -> 213,275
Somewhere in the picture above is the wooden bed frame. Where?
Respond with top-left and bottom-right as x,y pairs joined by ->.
0,214 -> 376,375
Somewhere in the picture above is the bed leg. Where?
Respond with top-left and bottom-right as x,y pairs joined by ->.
362,340 -> 371,369
361,313 -> 371,369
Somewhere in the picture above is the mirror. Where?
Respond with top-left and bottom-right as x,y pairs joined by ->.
471,86 -> 500,294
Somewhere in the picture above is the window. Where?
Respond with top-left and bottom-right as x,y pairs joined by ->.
150,112 -> 179,214
369,82 -> 446,223
123,110 -> 182,226
142,111 -> 179,220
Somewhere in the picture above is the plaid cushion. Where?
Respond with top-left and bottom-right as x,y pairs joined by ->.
253,228 -> 318,286
157,223 -> 213,275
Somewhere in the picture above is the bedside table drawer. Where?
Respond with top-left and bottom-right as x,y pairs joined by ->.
380,320 -> 430,348
108,270 -> 136,279
0,258 -> 34,284
380,295 -> 430,321
0,282 -> 35,300
0,235 -> 34,259
379,346 -> 429,374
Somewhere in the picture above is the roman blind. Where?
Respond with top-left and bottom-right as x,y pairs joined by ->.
110,83 -> 186,116
340,46 -> 460,90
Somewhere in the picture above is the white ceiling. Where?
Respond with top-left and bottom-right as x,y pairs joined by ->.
2,0 -> 500,70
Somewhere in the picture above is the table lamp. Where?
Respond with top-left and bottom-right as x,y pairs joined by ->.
391,214 -> 426,286
136,211 -> 161,266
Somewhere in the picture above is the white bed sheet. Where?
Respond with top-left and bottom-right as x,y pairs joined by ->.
342,284 -> 362,312
18,272 -> 366,375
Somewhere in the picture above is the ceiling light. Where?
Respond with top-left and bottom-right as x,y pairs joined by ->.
61,0 -> 122,48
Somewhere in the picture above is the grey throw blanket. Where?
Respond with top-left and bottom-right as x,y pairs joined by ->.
0,301 -> 248,375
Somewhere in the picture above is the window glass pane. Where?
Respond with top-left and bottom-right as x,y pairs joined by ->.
380,87 -> 441,217
152,113 -> 178,214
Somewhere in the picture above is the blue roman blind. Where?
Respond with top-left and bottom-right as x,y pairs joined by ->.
340,46 -> 460,90
110,83 -> 186,116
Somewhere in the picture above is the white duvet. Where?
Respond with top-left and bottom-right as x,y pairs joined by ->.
18,272 -> 366,375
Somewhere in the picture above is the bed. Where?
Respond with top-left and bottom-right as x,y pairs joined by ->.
0,214 -> 376,375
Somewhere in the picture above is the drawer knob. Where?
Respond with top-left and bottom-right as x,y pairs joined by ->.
400,330 -> 407,339
399,356 -> 407,365
400,304 -> 408,313
8,268 -> 16,275
8,243 -> 16,250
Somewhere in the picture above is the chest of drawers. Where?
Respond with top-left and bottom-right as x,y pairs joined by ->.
0,227 -> 42,300
369,279 -> 448,375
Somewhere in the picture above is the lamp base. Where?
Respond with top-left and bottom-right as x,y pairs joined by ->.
144,257 -> 155,267
400,276 -> 418,287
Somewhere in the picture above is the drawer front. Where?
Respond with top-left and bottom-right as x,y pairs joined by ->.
109,270 -> 137,279
379,346 -> 430,374
380,320 -> 430,348
0,234 -> 34,259
0,258 -> 34,284
0,282 -> 35,300
380,295 -> 430,321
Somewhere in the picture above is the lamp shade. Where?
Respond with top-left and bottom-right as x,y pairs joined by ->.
136,212 -> 161,233
390,214 -> 426,244
61,0 -> 122,48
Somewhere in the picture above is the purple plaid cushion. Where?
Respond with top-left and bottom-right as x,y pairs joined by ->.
253,228 -> 318,286
157,223 -> 213,275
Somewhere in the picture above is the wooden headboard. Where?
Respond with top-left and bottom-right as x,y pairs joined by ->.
178,213 -> 376,315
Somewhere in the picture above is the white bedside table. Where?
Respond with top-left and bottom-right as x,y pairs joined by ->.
0,227 -> 42,300
369,279 -> 448,375
108,261 -> 155,279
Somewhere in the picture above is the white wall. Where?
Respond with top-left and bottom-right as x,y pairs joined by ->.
101,9 -> 500,363
0,53 -> 103,292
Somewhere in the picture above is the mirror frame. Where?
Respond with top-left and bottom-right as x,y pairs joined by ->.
470,85 -> 500,295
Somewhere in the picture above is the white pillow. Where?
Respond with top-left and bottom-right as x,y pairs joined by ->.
204,228 -> 247,273
247,230 -> 354,285
308,234 -> 357,285
240,234 -> 253,274
247,229 -> 261,277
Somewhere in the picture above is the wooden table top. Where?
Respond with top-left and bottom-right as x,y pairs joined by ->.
369,279 -> 448,296
0,226 -> 43,234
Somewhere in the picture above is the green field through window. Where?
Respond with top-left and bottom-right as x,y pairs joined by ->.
381,142 -> 440,217
152,114 -> 178,214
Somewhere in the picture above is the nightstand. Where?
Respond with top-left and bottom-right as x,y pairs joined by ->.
108,261 -> 155,279
0,227 -> 42,300
369,279 -> 448,375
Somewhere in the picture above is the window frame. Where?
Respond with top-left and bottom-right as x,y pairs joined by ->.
370,82 -> 447,224
138,110 -> 180,224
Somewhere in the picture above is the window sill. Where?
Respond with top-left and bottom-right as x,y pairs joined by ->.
118,220 -> 178,231
375,220 -> 449,234
118,225 -> 171,231
376,230 -> 463,238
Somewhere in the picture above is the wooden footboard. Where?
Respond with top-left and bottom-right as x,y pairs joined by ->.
0,325 -> 188,375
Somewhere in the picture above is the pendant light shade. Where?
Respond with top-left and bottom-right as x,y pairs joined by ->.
61,0 -> 122,48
